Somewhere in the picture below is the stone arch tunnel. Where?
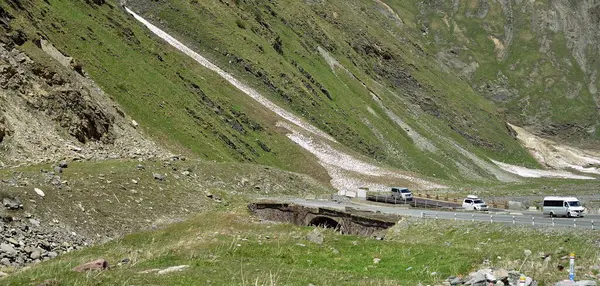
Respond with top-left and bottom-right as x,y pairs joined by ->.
248,202 -> 396,236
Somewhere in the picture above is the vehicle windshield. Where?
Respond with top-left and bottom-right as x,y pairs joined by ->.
473,199 -> 484,204
568,201 -> 581,207
400,189 -> 410,193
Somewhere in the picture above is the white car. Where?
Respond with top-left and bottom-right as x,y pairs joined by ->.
462,195 -> 489,211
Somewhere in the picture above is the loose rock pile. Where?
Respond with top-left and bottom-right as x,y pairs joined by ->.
441,268 -> 533,286
0,216 -> 91,268
440,267 -> 598,286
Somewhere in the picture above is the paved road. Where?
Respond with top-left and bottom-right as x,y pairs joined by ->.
277,198 -> 600,230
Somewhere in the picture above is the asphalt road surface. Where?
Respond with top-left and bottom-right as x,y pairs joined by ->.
279,198 -> 600,230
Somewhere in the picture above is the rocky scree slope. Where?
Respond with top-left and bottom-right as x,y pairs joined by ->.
415,0 -> 600,142
0,14 -> 168,166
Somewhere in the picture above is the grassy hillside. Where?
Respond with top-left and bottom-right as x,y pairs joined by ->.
0,158 -> 333,240
4,0 -> 598,187
2,210 -> 597,285
2,0 -> 331,184
407,0 -> 600,142
125,0 -> 540,179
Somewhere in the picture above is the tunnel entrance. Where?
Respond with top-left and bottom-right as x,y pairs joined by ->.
309,216 -> 341,231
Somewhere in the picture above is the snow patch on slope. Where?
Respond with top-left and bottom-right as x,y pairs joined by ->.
126,8 -> 336,143
491,160 -> 595,180
279,122 -> 445,190
127,7 -> 443,190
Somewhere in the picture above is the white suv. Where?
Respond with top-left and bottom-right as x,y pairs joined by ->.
391,187 -> 413,201
462,195 -> 488,211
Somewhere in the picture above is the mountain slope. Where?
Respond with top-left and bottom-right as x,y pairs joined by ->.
0,0 -> 332,184
1,0 -> 599,190
411,0 -> 600,141
125,0 -> 540,178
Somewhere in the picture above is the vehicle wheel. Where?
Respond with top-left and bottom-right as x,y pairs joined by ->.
566,212 -> 571,218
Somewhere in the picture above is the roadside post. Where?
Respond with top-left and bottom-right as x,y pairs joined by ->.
519,275 -> 526,286
512,216 -> 515,225
569,253 -> 575,281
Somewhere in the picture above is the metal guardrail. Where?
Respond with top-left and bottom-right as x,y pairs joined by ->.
419,212 -> 597,230
366,195 -> 460,209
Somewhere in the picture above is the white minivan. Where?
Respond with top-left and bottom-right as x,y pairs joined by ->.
542,196 -> 585,217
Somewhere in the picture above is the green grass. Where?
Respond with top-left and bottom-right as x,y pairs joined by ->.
2,210 -> 598,285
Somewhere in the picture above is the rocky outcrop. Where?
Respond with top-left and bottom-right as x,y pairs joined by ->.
420,1 -> 600,140
0,41 -> 169,165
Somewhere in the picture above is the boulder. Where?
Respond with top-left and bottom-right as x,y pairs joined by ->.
152,173 -> 165,181
0,258 -> 9,266
30,251 -> 41,260
493,268 -> 509,280
72,259 -> 109,272
0,243 -> 16,255
3,197 -> 22,209
58,161 -> 68,168
306,228 -> 323,245
34,188 -> 45,197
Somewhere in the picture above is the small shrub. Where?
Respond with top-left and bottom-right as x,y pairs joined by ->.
235,19 -> 246,29
273,36 -> 283,55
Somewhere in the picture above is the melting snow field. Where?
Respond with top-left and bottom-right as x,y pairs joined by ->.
125,8 -> 335,143
508,124 -> 600,176
126,7 -> 597,189
126,7 -> 444,191
491,160 -> 595,180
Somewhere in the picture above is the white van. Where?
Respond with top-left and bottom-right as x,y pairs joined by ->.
542,196 -> 584,217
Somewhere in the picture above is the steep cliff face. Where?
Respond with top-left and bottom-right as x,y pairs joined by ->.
415,0 -> 600,141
